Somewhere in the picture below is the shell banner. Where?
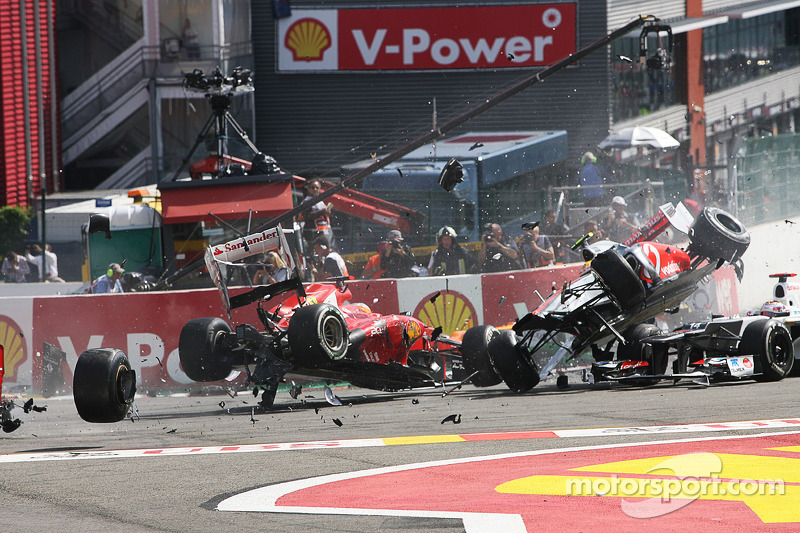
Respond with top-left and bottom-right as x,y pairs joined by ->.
277,5 -> 577,72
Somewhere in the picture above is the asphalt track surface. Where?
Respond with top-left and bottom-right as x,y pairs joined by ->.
2,373 -> 800,532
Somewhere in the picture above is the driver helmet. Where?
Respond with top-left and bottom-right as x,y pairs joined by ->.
352,302 -> 372,314
760,300 -> 788,317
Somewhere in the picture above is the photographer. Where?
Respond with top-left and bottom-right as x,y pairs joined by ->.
380,230 -> 418,278
478,223 -> 521,273
311,236 -> 348,280
602,196 -> 639,243
519,223 -> 555,268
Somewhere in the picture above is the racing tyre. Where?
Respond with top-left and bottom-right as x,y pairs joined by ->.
739,319 -> 793,381
289,304 -> 349,367
179,318 -> 233,382
460,325 -> 502,387
73,348 -> 136,423
687,207 -> 750,263
487,330 -> 540,393
617,323 -> 668,385
591,248 -> 645,310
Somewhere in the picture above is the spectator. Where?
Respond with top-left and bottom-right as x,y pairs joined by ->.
253,251 -> 289,285
380,229 -> 418,278
1,251 -> 30,283
519,224 -> 555,268
428,226 -> 477,276
579,151 -> 608,207
478,223 -> 521,273
300,179 -> 334,252
25,244 -> 64,282
361,241 -> 388,279
583,219 -> 604,245
312,236 -> 348,279
602,196 -> 639,243
91,263 -> 125,293
541,209 -> 571,264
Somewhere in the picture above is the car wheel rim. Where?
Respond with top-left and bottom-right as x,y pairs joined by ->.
769,330 -> 792,369
321,314 -> 346,356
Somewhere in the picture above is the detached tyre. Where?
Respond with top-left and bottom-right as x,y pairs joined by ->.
687,207 -> 750,263
488,330 -> 540,393
73,348 -> 136,423
591,248 -> 645,310
739,319 -> 793,381
289,304 -> 349,367
179,317 -> 233,382
460,325 -> 502,387
617,323 -> 668,385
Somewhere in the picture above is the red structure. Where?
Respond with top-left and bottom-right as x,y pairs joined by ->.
0,0 -> 59,207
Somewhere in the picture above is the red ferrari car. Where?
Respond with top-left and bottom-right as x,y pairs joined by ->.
72,226 -> 495,423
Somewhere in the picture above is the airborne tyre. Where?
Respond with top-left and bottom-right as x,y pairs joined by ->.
591,248 -> 646,310
460,325 -> 502,387
179,317 -> 233,382
687,207 -> 750,263
617,323 -> 668,385
73,348 -> 136,423
739,319 -> 793,381
288,304 -> 349,367
487,330 -> 540,393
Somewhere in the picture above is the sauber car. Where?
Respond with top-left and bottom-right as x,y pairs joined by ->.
461,203 -> 752,393
592,272 -> 800,385
72,226 -> 497,423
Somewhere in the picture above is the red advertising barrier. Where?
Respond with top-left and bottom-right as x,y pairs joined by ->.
0,262 -> 739,394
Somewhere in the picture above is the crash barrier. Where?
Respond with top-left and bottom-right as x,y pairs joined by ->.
0,263 -> 738,395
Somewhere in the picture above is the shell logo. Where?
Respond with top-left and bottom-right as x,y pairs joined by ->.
285,18 -> 332,62
413,291 -> 477,336
0,316 -> 26,382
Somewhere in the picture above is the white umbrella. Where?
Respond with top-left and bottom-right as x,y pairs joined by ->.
598,126 -> 680,150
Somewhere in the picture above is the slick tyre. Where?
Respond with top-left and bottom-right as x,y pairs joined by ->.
487,330 -> 540,393
591,248 -> 645,310
460,325 -> 502,387
617,323 -> 668,385
740,319 -> 793,381
179,317 -> 233,382
687,207 -> 750,263
73,348 -> 136,423
289,304 -> 349,367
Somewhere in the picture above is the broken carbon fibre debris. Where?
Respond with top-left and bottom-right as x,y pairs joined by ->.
441,414 -> 461,424
324,386 -> 343,406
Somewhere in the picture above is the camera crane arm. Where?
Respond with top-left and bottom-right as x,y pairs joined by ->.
155,14 -> 670,289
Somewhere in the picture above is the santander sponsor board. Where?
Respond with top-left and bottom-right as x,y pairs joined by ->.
277,5 -> 576,72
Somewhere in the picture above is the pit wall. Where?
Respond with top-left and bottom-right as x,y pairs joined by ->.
738,215 -> 800,312
0,263 -> 738,394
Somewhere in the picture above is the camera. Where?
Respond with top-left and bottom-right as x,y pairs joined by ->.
484,234 -> 495,242
183,66 -> 254,95
391,240 -> 402,249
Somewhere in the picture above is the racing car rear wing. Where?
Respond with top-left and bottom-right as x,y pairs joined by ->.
622,201 -> 693,247
205,226 -> 298,319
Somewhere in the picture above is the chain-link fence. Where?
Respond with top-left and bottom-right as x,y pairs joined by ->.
735,133 -> 800,226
